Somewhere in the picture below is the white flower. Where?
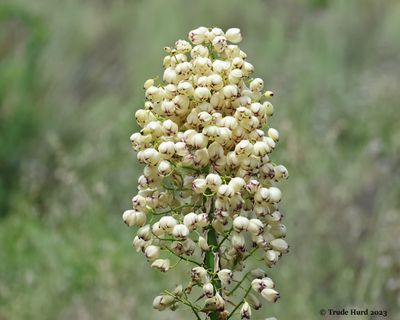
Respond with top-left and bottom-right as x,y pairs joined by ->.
228,68 -> 243,84
145,245 -> 160,261
132,236 -> 148,252
215,292 -> 225,311
203,282 -> 214,297
235,140 -> 253,156
233,216 -> 249,232
240,301 -> 251,319
172,224 -> 189,239
191,267 -> 208,282
247,218 -> 264,236
183,212 -> 198,229
225,28 -> 242,43
151,222 -> 165,237
260,288 -> 280,303
196,213 -> 209,228
268,187 -> 282,203
152,295 -> 174,311
139,148 -> 161,165
198,236 -> 209,251
158,160 -> 172,176
192,178 -> 207,194
194,87 -> 211,101
191,45 -> 209,58
159,216 -> 177,232
122,210 -> 146,227
175,39 -> 192,53
188,26 -> 208,44
232,232 -> 246,252
143,78 -> 154,90
151,259 -> 170,272
205,173 -> 222,190
212,35 -> 227,52
217,184 -> 235,199
267,128 -> 279,142
218,269 -> 233,286
270,238 -> 289,253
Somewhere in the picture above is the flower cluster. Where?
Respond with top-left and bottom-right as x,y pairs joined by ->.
123,26 -> 289,320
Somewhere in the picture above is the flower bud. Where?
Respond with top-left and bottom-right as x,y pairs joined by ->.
143,78 -> 154,90
151,258 -> 170,272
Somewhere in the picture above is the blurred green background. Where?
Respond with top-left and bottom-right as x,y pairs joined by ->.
1,0 -> 399,319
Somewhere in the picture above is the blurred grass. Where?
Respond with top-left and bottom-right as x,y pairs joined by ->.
1,0 -> 400,319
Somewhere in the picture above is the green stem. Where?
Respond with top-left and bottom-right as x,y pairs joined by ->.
204,198 -> 220,320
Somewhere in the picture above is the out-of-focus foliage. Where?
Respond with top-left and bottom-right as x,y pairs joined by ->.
0,0 -> 399,319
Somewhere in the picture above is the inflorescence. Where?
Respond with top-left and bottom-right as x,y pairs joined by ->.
123,26 -> 289,320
